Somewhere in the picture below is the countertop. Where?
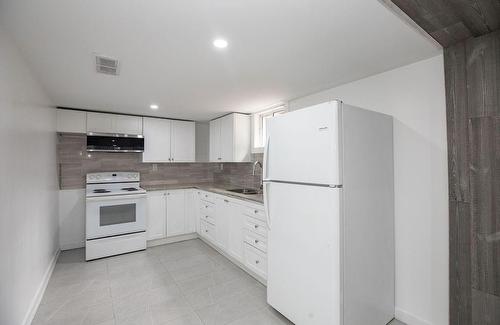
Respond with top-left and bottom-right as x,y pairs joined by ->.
141,183 -> 264,204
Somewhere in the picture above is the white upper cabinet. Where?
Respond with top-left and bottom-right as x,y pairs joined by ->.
56,109 -> 87,133
209,119 -> 222,162
209,113 -> 251,162
142,118 -> 195,163
87,112 -> 143,135
143,117 -> 172,162
113,114 -> 143,135
171,120 -> 195,162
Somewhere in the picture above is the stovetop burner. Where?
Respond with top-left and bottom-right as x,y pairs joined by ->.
121,187 -> 139,191
93,189 -> 111,193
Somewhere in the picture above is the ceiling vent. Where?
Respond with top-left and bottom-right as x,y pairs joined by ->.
95,55 -> 119,75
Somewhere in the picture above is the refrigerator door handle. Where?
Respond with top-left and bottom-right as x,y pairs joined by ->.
264,182 -> 271,230
263,135 -> 270,180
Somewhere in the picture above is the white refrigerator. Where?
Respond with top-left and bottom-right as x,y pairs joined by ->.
263,100 -> 395,325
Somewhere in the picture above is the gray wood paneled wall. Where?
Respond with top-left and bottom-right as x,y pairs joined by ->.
445,30 -> 499,324
388,0 -> 500,47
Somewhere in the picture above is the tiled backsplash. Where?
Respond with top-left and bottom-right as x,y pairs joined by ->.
57,133 -> 262,189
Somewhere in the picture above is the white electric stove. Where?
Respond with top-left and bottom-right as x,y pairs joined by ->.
85,172 -> 147,261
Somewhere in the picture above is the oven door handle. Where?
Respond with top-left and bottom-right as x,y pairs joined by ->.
86,193 -> 147,201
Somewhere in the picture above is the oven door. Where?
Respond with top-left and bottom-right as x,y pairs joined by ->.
86,194 -> 146,240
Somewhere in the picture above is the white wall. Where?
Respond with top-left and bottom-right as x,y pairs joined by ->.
289,55 -> 448,325
0,28 -> 59,325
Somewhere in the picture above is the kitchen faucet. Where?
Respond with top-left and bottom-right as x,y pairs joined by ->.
252,160 -> 263,191
252,160 -> 263,176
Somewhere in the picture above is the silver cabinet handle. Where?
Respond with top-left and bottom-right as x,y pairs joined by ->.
255,260 -> 260,264
205,230 -> 208,233
254,225 -> 258,229
254,239 -> 259,244
224,199 -> 229,203
254,210 -> 258,214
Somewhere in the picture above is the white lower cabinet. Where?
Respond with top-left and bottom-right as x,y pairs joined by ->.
185,189 -> 197,233
146,189 -> 197,241
196,190 -> 267,281
146,191 -> 167,240
228,204 -> 246,261
148,188 -> 267,281
215,198 -> 230,250
244,243 -> 267,278
166,190 -> 186,237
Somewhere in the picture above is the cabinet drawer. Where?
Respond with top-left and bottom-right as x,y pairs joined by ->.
244,231 -> 267,253
200,220 -> 215,242
245,216 -> 267,238
199,201 -> 216,216
244,243 -> 267,277
199,191 -> 215,204
200,213 -> 215,225
243,206 -> 266,222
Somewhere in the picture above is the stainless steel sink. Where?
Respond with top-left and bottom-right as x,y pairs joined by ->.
227,188 -> 260,195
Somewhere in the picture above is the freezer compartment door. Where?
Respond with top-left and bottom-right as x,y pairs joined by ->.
266,181 -> 341,325
265,101 -> 341,185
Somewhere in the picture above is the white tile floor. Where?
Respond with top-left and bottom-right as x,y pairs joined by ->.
33,239 -> 405,325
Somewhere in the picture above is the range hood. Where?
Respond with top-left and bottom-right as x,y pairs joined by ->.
86,133 -> 144,153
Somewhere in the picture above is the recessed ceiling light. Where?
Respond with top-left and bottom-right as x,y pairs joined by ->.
213,39 -> 228,49
150,104 -> 159,110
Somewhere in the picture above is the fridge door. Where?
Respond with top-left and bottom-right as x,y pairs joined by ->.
266,181 -> 341,325
264,100 -> 341,185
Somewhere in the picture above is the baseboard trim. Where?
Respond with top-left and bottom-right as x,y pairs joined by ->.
22,248 -> 60,325
395,307 -> 431,325
147,233 -> 198,247
198,237 -> 267,286
60,241 -> 84,251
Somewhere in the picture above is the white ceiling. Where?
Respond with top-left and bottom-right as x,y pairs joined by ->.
0,0 -> 440,121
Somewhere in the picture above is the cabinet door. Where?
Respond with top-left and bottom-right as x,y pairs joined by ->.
57,109 -> 86,133
113,115 -> 143,135
215,198 -> 230,250
220,114 -> 234,162
87,112 -> 114,133
166,190 -> 186,237
146,191 -> 166,240
171,120 -> 195,162
209,119 -> 221,162
143,118 -> 172,162
184,189 -> 197,233
228,203 -> 245,262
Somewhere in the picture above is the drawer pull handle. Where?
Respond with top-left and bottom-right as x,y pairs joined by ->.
254,240 -> 259,244
255,260 -> 260,264
224,199 -> 229,203
254,225 -> 258,229
205,216 -> 208,218
205,230 -> 208,233
254,210 -> 258,214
